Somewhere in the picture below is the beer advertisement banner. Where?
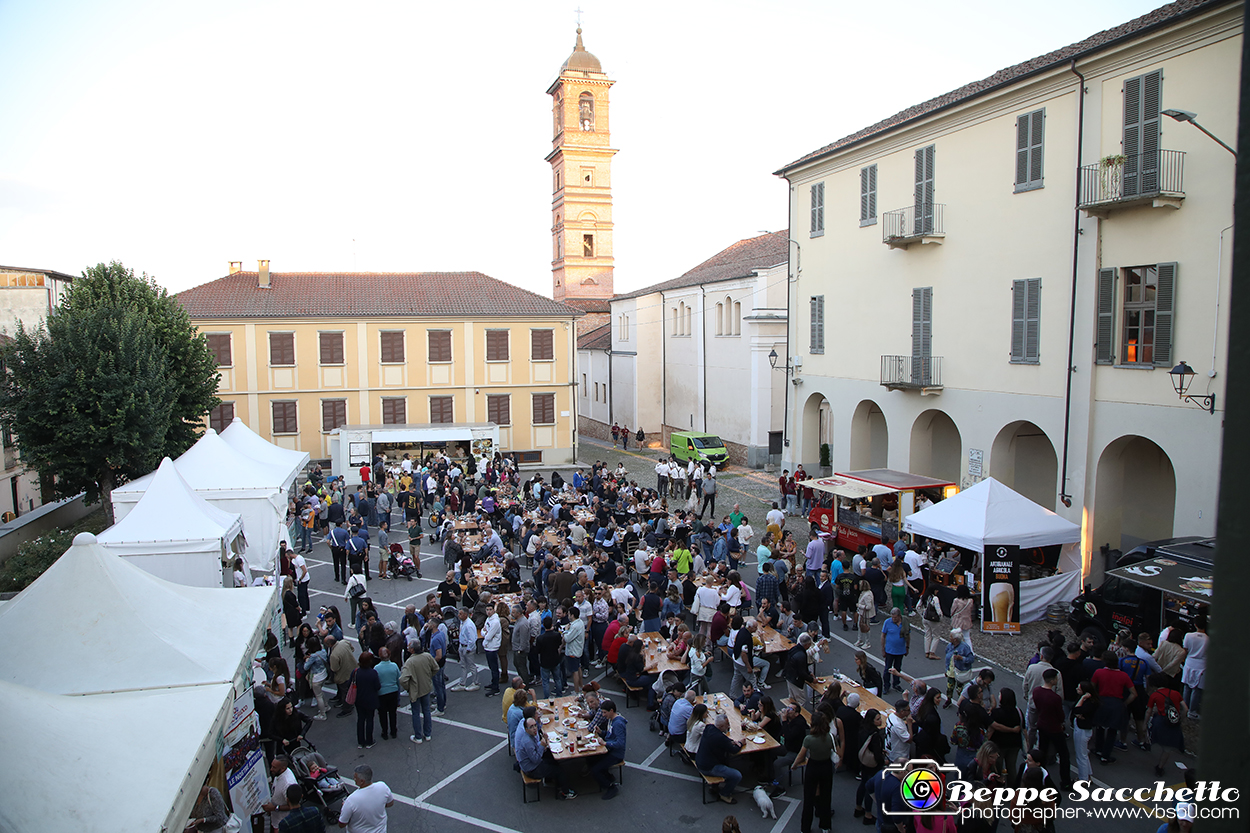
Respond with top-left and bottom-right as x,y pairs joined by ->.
981,544 -> 1020,634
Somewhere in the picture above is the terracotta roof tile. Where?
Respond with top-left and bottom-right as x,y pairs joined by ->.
777,0 -> 1229,174
176,271 -> 583,319
577,322 -> 612,351
614,230 -> 789,300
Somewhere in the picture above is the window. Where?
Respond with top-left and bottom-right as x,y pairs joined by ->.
531,329 -> 554,361
617,314 -> 629,341
429,396 -> 454,424
380,331 -> 405,364
516,450 -> 543,465
487,394 -> 511,425
715,302 -> 724,336
206,334 -> 232,367
209,401 -> 234,433
810,295 -> 825,354
533,393 -> 556,425
578,92 -> 594,131
810,182 -> 825,237
271,401 -> 298,435
1010,278 -> 1041,363
732,301 -> 741,336
319,331 -> 344,365
594,382 -> 599,401
1015,109 -> 1045,192
381,397 -> 406,425
427,330 -> 452,363
1123,70 -> 1163,197
684,305 -> 692,335
322,399 -> 346,432
860,164 -> 878,226
1096,263 -> 1176,366
583,234 -> 595,258
671,308 -> 678,335
486,329 -> 510,361
914,146 -> 935,234
269,332 -> 294,366
581,373 -> 587,396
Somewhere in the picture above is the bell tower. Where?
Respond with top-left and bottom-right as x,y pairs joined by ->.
547,28 -> 616,305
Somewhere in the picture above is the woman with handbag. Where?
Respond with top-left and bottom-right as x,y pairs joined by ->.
853,709 -> 886,823
920,586 -> 945,659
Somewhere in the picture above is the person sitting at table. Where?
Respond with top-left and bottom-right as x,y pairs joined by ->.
589,699 -> 627,800
696,713 -> 745,804
668,689 -> 697,744
683,702 -> 710,756
507,688 -> 530,745
621,635 -> 660,709
734,680 -> 762,713
582,688 -> 609,734
855,650 -> 884,696
514,716 -> 576,800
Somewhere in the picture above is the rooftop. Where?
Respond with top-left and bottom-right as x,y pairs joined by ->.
777,0 -> 1229,174
614,230 -> 790,301
176,271 -> 583,320
577,322 -> 611,351
0,265 -> 77,282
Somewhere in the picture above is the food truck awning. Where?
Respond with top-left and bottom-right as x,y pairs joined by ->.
1106,556 -> 1214,605
798,476 -> 896,500
800,469 -> 956,499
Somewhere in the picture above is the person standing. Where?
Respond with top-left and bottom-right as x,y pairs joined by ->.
375,647 -> 400,742
880,608 -> 910,694
482,603 -> 503,696
1090,651 -> 1136,765
399,640 -> 437,744
262,756 -> 300,833
1029,669 -> 1072,788
1181,615 -> 1208,719
791,712 -> 835,833
621,426 -> 630,450
291,549 -> 311,616
354,653 -> 381,749
337,765 -> 394,832
452,609 -> 480,692
655,458 -> 670,495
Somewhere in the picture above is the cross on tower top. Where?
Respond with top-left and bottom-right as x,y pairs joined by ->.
575,7 -> 583,27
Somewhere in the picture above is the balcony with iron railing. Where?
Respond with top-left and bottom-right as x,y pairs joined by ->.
882,203 -> 945,250
1079,149 -> 1185,217
880,355 -> 943,393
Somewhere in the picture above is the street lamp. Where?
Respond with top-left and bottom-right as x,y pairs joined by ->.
1168,360 -> 1216,414
768,348 -> 779,369
1163,109 -> 1237,157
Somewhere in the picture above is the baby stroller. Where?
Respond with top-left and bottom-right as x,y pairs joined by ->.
388,543 -> 418,581
290,742 -> 353,822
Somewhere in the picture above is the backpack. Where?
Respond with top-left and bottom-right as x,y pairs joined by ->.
924,596 -> 941,622
1164,692 -> 1182,725
950,719 -> 972,749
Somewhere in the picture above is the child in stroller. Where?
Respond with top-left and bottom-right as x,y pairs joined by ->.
289,743 -> 352,821
388,543 -> 418,581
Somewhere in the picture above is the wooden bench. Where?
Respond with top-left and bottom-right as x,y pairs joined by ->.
595,759 -> 625,792
622,680 -> 646,709
698,769 -> 726,804
521,770 -> 543,803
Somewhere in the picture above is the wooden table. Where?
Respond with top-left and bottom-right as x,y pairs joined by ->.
536,695 -> 610,761
639,632 -> 690,676
695,692 -> 780,754
452,519 -> 480,531
809,674 -> 893,715
752,621 -> 795,656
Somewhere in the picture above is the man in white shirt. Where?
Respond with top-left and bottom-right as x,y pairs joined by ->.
610,580 -> 635,610
765,504 -> 785,530
292,550 -> 310,615
655,459 -> 670,494
337,765 -> 393,832
401,454 -> 413,475
851,550 -> 866,577
451,609 -> 480,692
262,755 -> 299,832
903,548 -> 925,582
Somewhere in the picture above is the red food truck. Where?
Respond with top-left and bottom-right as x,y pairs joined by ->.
800,468 -> 957,550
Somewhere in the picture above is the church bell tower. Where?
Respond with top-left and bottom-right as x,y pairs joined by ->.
547,28 -> 616,306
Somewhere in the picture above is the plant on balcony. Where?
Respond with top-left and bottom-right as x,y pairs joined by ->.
819,442 -> 831,474
1099,154 -> 1125,198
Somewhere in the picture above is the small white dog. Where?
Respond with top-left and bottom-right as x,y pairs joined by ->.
752,785 -> 777,819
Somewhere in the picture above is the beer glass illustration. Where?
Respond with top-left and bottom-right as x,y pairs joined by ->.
988,582 -> 1015,623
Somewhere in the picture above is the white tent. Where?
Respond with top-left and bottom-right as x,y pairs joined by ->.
97,457 -> 248,587
0,533 -> 276,696
111,429 -> 293,571
0,679 -> 234,833
221,416 -> 309,491
903,477 -> 1081,553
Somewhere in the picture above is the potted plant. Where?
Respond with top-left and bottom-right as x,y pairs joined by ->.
819,443 -> 832,476
1099,154 -> 1125,199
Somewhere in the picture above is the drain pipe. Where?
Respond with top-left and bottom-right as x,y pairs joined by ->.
1211,224 -> 1234,378
1059,58 -> 1087,509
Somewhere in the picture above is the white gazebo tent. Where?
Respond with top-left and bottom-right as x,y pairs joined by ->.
902,477 -> 1083,624
97,457 -> 248,588
0,680 -> 234,833
111,429 -> 294,571
220,416 -> 309,492
0,533 -> 276,696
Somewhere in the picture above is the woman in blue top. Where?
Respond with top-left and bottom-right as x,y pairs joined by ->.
354,653 -> 382,748
375,646 -> 402,741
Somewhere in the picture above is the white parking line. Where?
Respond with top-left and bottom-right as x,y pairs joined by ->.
413,739 -> 510,803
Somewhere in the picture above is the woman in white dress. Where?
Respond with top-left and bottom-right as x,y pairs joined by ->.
1180,615 -> 1208,719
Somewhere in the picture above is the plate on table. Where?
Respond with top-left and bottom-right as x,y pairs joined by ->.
550,743 -> 564,753
541,717 -> 551,724
574,721 -> 589,729
751,735 -> 767,745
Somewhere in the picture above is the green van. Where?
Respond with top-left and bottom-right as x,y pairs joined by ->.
670,432 -> 729,466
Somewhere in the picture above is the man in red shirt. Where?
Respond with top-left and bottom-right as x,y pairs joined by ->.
359,463 -> 371,484
1029,669 -> 1071,788
779,470 -> 793,515
1090,651 -> 1136,764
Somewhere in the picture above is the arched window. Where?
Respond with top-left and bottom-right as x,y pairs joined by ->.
733,300 -> 742,335
715,303 -> 724,336
672,307 -> 678,336
578,93 -> 594,131
684,304 -> 692,335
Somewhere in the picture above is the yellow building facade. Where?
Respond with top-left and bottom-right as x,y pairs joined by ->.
177,265 -> 582,465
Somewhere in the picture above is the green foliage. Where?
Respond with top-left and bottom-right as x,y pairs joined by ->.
0,507 -> 110,592
820,442 -> 831,468
0,262 -> 220,516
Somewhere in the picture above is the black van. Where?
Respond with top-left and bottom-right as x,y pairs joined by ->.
1067,536 -> 1213,654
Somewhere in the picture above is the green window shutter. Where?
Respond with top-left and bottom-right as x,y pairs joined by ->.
912,287 -> 933,383
1096,267 -> 1116,365
914,146 -> 934,234
1015,110 -> 1045,191
1015,116 -> 1030,187
1025,277 -> 1041,362
1140,71 -> 1162,193
860,168 -> 870,222
868,164 -> 877,219
810,295 -> 825,354
1153,262 -> 1177,366
1011,279 -> 1026,361
811,182 -> 824,236
1123,75 -> 1143,197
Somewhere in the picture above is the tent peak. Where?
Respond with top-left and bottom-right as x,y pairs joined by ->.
73,532 -> 98,545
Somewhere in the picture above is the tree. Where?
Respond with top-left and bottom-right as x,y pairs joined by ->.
0,262 -> 220,521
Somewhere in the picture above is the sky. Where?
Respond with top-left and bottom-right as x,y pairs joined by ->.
0,0 -> 1170,299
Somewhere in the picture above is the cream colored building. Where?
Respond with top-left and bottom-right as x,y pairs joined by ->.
579,232 -> 790,467
177,263 -> 582,466
0,265 -> 74,517
775,0 -> 1238,569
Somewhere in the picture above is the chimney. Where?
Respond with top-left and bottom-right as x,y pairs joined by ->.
228,261 -> 242,274
258,259 -> 270,288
